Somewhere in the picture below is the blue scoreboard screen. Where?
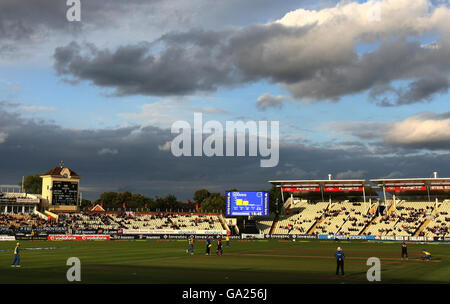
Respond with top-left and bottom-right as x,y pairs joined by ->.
226,191 -> 269,216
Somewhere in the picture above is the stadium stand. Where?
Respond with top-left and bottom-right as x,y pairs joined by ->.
255,216 -> 275,234
0,214 -> 40,228
337,202 -> 377,235
59,213 -> 122,230
424,201 -> 450,237
57,212 -> 225,231
390,201 -> 434,237
314,201 -> 374,235
274,202 -> 328,234
365,201 -> 435,237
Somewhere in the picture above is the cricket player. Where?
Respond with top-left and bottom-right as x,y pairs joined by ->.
401,242 -> 408,260
11,242 -> 21,267
186,235 -> 194,255
422,249 -> 432,261
225,235 -> 230,247
216,236 -> 223,256
335,247 -> 345,275
206,236 -> 212,255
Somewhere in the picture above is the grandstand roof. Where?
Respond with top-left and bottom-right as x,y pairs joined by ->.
269,179 -> 378,196
269,179 -> 366,186
371,177 -> 450,185
371,177 -> 450,195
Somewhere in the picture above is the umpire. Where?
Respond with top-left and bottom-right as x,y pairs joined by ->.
335,247 -> 345,275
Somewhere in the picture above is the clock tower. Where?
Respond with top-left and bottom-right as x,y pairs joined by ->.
40,161 -> 81,212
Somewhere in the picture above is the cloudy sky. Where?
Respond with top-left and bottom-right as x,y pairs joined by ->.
1,0 -> 449,200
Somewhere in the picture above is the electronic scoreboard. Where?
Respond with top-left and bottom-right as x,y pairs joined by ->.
226,191 -> 269,216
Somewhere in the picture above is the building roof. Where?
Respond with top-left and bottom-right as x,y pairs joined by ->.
41,167 -> 80,178
370,177 -> 450,196
269,179 -> 377,196
370,178 -> 450,185
91,204 -> 105,212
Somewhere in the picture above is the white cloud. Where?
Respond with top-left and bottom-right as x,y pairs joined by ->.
20,105 -> 57,112
275,0 -> 445,35
118,98 -> 229,128
325,111 -> 450,150
323,121 -> 390,140
158,141 -> 172,151
382,171 -> 404,179
190,106 -> 229,114
98,148 -> 119,155
385,112 -> 450,147
336,170 -> 366,179
0,131 -> 8,143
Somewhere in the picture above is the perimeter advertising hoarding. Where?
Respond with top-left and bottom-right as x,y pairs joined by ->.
47,235 -> 110,241
226,191 -> 269,216
0,235 -> 15,241
318,234 -> 375,240
282,187 -> 320,192
324,187 -> 363,192
385,186 -> 426,191
122,229 -> 227,235
430,186 -> 450,191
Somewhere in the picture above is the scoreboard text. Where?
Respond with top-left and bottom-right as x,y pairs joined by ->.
52,181 -> 78,205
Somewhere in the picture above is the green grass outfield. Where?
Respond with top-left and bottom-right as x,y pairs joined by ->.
0,239 -> 449,284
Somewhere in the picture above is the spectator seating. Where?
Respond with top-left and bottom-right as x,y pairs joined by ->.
390,201 -> 434,237
274,202 -> 329,234
256,217 -> 275,234
315,201 -> 374,235
365,201 -> 435,236
424,201 -> 450,237
58,212 -> 224,231
0,214 -> 40,227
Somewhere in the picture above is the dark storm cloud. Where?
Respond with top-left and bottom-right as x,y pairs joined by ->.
0,0 -> 69,41
1,105 -> 449,200
0,0 -> 162,41
52,24 -> 314,96
256,93 -> 287,111
371,74 -> 450,107
0,0 -> 319,58
53,25 -> 450,105
0,101 -> 20,108
286,39 -> 450,103
53,35 -> 242,96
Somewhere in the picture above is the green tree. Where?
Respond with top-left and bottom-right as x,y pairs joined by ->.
129,193 -> 153,209
115,191 -> 132,207
164,194 -> 179,210
95,191 -> 154,209
201,192 -> 226,213
151,194 -> 180,211
19,174 -> 42,194
95,192 -> 119,208
80,199 -> 92,211
193,189 -> 210,205
268,185 -> 282,214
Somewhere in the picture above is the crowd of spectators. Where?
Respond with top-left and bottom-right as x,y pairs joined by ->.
0,214 -> 39,228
